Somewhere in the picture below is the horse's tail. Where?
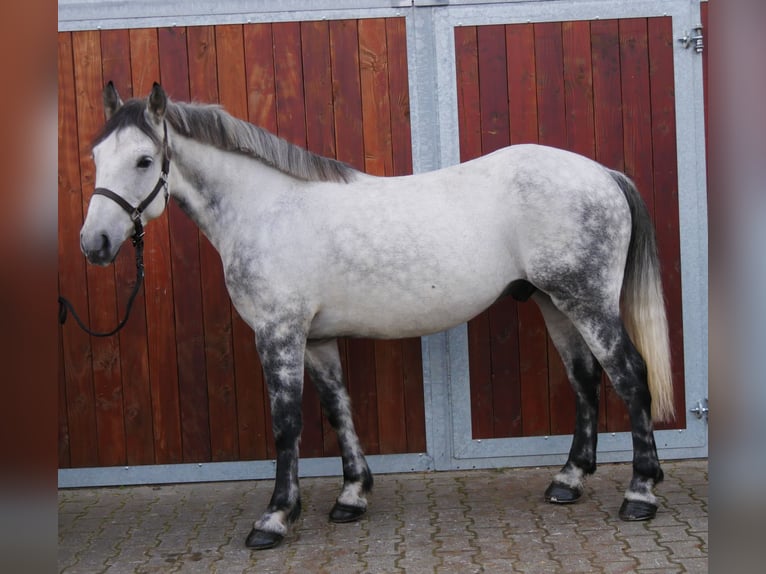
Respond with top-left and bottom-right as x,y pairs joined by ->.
609,169 -> 675,423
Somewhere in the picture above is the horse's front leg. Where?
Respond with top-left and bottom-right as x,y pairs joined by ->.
246,323 -> 307,550
305,338 -> 372,523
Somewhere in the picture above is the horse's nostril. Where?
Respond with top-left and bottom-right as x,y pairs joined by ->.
100,233 -> 110,253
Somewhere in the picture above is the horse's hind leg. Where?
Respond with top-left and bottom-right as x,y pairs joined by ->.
305,338 -> 372,523
534,293 -> 602,504
547,294 -> 664,521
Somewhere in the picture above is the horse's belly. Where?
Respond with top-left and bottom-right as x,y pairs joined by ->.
308,281 -> 506,340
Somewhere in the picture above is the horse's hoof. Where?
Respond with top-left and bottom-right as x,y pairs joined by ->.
619,499 -> 658,521
245,528 -> 284,550
544,482 -> 582,504
329,502 -> 367,523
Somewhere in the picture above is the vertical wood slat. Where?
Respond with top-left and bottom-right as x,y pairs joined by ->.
329,20 -> 382,455
456,26 -> 494,440
241,22 -> 276,461
189,24 -> 238,461
506,23 -> 551,438
100,28 -> 156,465
158,27 -> 212,463
301,20 -> 343,457
270,21 -> 325,459
387,18 -> 424,453
455,26 -> 482,163
129,27 -> 183,464
648,17 -> 686,430
477,25 -> 522,438
59,31 -> 99,468
590,19 -> 629,431
533,22 -> 576,437
359,18 -> 409,454
73,30 -> 129,467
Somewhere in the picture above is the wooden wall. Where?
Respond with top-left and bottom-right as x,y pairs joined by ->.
58,18 -> 426,469
455,17 -> 687,439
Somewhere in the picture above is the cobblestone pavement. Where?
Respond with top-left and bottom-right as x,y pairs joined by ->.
58,459 -> 707,573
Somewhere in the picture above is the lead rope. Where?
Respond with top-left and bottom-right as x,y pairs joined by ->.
57,231 -> 145,337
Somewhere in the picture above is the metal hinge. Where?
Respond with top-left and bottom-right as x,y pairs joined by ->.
689,398 -> 709,422
678,25 -> 704,54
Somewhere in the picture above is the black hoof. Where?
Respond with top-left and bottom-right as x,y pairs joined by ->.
245,528 -> 284,550
544,482 -> 582,504
329,502 -> 367,523
619,499 -> 658,521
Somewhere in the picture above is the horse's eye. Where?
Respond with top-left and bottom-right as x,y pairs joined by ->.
136,156 -> 153,169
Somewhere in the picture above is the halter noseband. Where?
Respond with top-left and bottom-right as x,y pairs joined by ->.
92,120 -> 172,245
58,121 -> 172,337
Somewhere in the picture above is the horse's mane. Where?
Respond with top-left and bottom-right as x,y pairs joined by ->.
93,98 -> 357,184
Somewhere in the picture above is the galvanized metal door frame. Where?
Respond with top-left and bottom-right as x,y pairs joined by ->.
409,0 -> 709,471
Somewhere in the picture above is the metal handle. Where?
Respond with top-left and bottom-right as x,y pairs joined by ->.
689,399 -> 709,421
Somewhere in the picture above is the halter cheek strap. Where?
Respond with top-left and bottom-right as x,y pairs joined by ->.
58,121 -> 171,337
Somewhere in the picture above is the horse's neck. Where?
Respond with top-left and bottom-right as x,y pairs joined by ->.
168,135 -> 295,251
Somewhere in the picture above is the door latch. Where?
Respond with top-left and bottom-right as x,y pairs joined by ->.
678,25 -> 704,54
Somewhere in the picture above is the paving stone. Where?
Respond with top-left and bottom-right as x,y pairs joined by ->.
58,459 -> 707,574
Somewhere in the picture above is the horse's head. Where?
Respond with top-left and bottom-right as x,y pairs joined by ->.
80,82 -> 171,265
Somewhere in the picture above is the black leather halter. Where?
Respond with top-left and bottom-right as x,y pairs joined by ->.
92,121 -> 171,244
58,121 -> 171,337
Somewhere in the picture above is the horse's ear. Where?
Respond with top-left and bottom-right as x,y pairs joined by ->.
103,81 -> 123,120
147,82 -> 167,124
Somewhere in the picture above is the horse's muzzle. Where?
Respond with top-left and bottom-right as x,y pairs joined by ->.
81,231 -> 117,266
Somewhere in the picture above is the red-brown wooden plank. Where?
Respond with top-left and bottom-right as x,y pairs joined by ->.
188,24 -> 239,461
130,27 -> 183,464
358,19 -> 407,454
330,19 -> 365,171
533,21 -> 576,436
101,28 -> 156,465
301,20 -> 343,457
619,19 -> 654,214
618,18 -> 655,433
506,24 -> 539,147
506,23 -> 550,437
329,19 -> 381,455
73,30 -> 128,467
241,22 -> 276,460
488,299 -> 523,437
375,340 -> 409,453
454,26 -> 482,163
402,337 -> 426,452
534,23 -> 567,149
455,26 -> 493,439
58,327 -> 71,467
158,26 -> 212,463
648,17 -> 685,430
562,21 -> 595,159
387,17 -> 422,451
270,21 -> 326,458
302,21 -> 336,159
359,18 -> 393,177
59,31 -> 99,468
477,24 -> 521,439
590,19 -> 627,431
478,25 -> 510,154
273,21 -> 308,148
386,18 -> 413,177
